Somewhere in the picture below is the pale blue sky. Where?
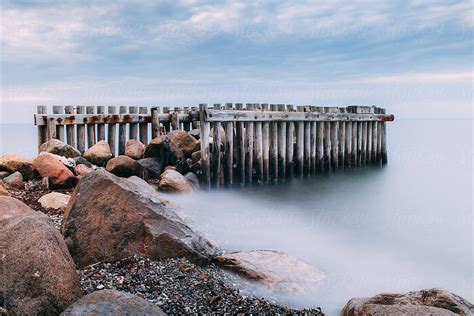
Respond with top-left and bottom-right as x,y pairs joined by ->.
0,0 -> 472,123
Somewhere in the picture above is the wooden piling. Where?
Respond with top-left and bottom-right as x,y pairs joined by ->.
357,121 -> 363,167
118,106 -> 127,155
262,104 -> 270,183
296,106 -> 304,177
372,118 -> 378,164
139,107 -> 148,144
338,109 -> 346,168
191,106 -> 199,130
254,104 -> 264,184
163,107 -> 170,133
323,108 -> 331,171
367,121 -> 373,163
53,106 -> 64,142
286,105 -> 295,178
37,105 -> 47,152
235,103 -> 246,185
151,107 -> 161,138
304,106 -> 311,176
76,106 -> 85,154
345,121 -> 352,167
86,106 -> 96,148
278,104 -> 287,180
245,104 -> 255,184
351,119 -> 358,166
107,106 -> 117,156
183,107 -> 191,132
129,106 -> 138,140
64,106 -> 75,147
316,107 -> 324,172
381,109 -> 388,164
224,103 -> 234,186
310,106 -> 317,174
97,106 -> 106,141
199,104 -> 211,189
330,109 -> 339,171
270,104 -> 279,181
212,117 -> 223,188
361,121 -> 368,165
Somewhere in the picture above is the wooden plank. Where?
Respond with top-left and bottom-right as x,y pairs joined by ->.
345,121 -> 352,167
107,106 -> 117,156
76,106 -> 86,154
53,106 -> 64,141
118,106 -> 127,155
316,107 -> 324,172
199,104 -> 211,189
97,106 -> 106,141
224,103 -> 234,186
129,106 -> 138,139
310,106 -> 317,174
367,121 -> 373,163
245,104 -> 255,184
262,104 -> 270,183
64,106 -> 75,147
278,104 -> 287,180
254,104 -> 264,184
304,106 -> 311,175
151,107 -> 161,138
270,104 -> 279,182
286,104 -> 295,178
139,107 -> 148,144
235,103 -> 245,185
37,105 -> 47,152
296,106 -> 304,177
86,106 -> 96,148
212,120 -> 222,188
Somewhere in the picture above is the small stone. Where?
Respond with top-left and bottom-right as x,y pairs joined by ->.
2,171 -> 24,189
125,139 -> 145,160
38,192 -> 70,210
167,130 -> 198,155
40,139 -> 81,158
137,157 -> 163,179
106,155 -> 147,179
73,157 -> 92,168
83,141 -> 113,166
0,171 -> 11,179
74,164 -> 93,177
158,169 -> 191,193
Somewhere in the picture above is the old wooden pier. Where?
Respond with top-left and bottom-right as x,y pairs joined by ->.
35,104 -> 394,188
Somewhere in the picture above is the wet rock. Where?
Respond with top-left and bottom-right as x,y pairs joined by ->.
73,156 -> 92,167
1,201 -> 82,315
0,196 -> 33,220
106,155 -> 147,179
137,157 -> 163,179
74,164 -> 93,177
2,171 -> 24,189
0,182 -> 9,196
188,128 -> 200,140
33,152 -> 76,189
214,250 -> 326,294
185,172 -> 200,191
341,288 -> 474,316
0,154 -> 38,180
0,171 -> 11,179
38,192 -> 71,210
144,135 -> 183,166
168,130 -> 198,155
83,140 -> 113,166
125,139 -> 145,160
60,290 -> 166,316
40,139 -> 81,158
158,169 -> 191,193
62,169 -> 215,268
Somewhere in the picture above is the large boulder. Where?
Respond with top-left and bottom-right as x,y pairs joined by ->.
0,198 -> 82,315
214,250 -> 326,294
0,196 -> 33,220
40,139 -> 81,158
106,155 -> 147,179
137,157 -> 163,179
124,139 -> 145,160
33,152 -> 76,189
144,135 -> 183,166
38,192 -> 71,210
60,290 -> 166,316
0,182 -> 9,196
158,169 -> 192,193
0,154 -> 38,180
83,140 -> 112,166
168,130 -> 198,155
61,169 -> 215,268
2,171 -> 24,189
341,288 -> 474,316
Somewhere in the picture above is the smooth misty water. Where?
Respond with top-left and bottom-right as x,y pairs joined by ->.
1,119 -> 472,315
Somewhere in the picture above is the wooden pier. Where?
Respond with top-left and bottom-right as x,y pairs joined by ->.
34,104 -> 394,188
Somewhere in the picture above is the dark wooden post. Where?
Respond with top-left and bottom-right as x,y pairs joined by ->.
97,106 -> 106,141
254,104 -> 264,184
345,120 -> 352,167
108,106 -> 117,156
118,106 -> 127,155
199,104 -> 211,189
316,106 -> 324,172
286,104 -> 295,178
381,108 -> 388,164
296,106 -> 304,177
323,107 -> 331,171
277,104 -> 287,180
304,105 -> 311,175
151,107 -> 161,139
270,104 -> 279,182
163,107 -> 170,133
310,106 -> 317,174
65,106 -> 75,147
76,106 -> 85,154
245,104 -> 254,184
235,103 -> 245,185
53,105 -> 64,142
338,108 -> 346,168
86,106 -> 96,148
129,106 -> 138,140
224,103 -> 234,186
139,107 -> 148,144
262,104 -> 270,183
37,105 -> 47,152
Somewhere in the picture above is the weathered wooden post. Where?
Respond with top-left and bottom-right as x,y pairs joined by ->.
212,108 -> 223,188
304,106 -> 311,176
97,106 -> 106,141
245,104 -> 255,184
118,106 -> 127,155
254,104 -> 264,184
107,106 -> 117,156
191,106 -> 199,130
129,106 -> 138,140
65,106 -> 75,147
224,103 -> 234,186
316,106 -> 324,172
163,107 -> 170,133
278,104 -> 287,180
338,108 -> 346,168
262,104 -> 270,183
362,120 -> 368,165
139,107 -> 148,144
270,104 -> 279,181
86,106 -> 96,148
381,109 -> 388,164
235,103 -> 245,185
367,121 -> 373,163
357,118 -> 363,167
296,106 -> 304,177
330,108 -> 339,171
37,105 -> 47,152
351,113 -> 358,166
323,107 -> 331,170
310,106 -> 317,174
286,104 -> 295,178
151,107 -> 161,138
372,116 -> 378,164
76,106 -> 86,154
345,119 -> 352,167
377,109 -> 383,164
199,104 -> 211,189
183,106 -> 191,132
53,105 -> 64,142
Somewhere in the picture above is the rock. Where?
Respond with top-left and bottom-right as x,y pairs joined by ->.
158,169 -> 191,193
124,139 -> 145,160
0,201 -> 82,315
73,156 -> 92,167
2,171 -> 24,189
74,164 -> 93,177
191,151 -> 201,165
185,172 -> 200,190
83,140 -> 112,166
33,152 -> 76,189
0,182 -> 9,196
60,290 -> 166,316
62,169 -> 215,268
40,139 -> 81,158
168,130 -> 198,155
0,171 -> 11,179
0,196 -> 34,220
188,128 -> 200,140
144,135 -> 183,166
214,250 -> 326,294
38,192 -> 71,210
342,288 -> 474,316
137,157 -> 163,179
0,154 -> 38,180
106,155 -> 147,179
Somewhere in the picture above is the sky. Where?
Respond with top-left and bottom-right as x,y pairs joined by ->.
0,0 -> 472,124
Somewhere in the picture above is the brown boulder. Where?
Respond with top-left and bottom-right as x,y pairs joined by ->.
158,169 -> 192,193
191,150 -> 201,165
0,196 -> 34,220
0,182 -> 9,196
83,140 -> 112,166
341,288 -> 474,316
214,250 -> 326,294
0,204 -> 82,315
185,172 -> 200,191
106,155 -> 147,179
62,169 -> 214,268
168,130 -> 198,155
40,139 -> 81,158
74,164 -> 93,177
33,152 -> 76,189
2,171 -> 24,189
144,135 -> 183,166
124,139 -> 145,160
0,154 -> 38,180
60,290 -> 166,316
137,157 -> 163,179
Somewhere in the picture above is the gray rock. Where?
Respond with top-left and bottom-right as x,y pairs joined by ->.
83,141 -> 112,166
2,171 -> 24,189
38,192 -> 71,210
0,154 -> 38,180
106,155 -> 147,179
73,157 -> 92,168
185,172 -> 200,191
40,139 -> 81,158
158,169 -> 191,193
0,171 -> 11,179
137,157 -> 163,179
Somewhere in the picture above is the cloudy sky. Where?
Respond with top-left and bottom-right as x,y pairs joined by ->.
1,0 -> 472,123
